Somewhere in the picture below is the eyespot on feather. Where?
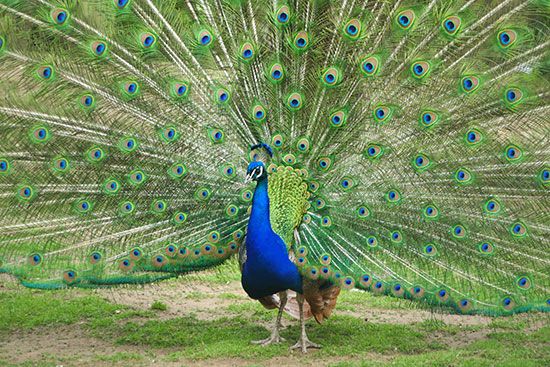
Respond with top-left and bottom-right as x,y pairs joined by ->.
91,41 -> 107,56
215,87 -> 231,105
357,205 -> 371,219
343,19 -> 362,40
412,153 -> 432,172
239,42 -> 255,61
360,274 -> 372,288
30,126 -> 51,143
502,296 -> 516,311
516,275 -> 532,290
396,9 -> 415,30
365,143 -> 384,160
422,204 -> 439,221
390,230 -> 403,244
28,253 -> 43,266
320,67 -> 342,87
385,189 -> 401,204
79,94 -> 96,109
317,156 -> 333,171
50,8 -> 69,25
292,31 -> 310,51
423,243 -> 438,256
442,16 -> 461,35
159,126 -> 179,143
74,199 -> 93,214
197,29 -> 214,46
151,199 -> 167,214
460,76 -> 480,94
410,61 -> 430,79
497,29 -> 517,49
373,105 -> 392,123
366,236 -> 378,248
465,128 -> 483,146
451,224 -> 467,239
127,169 -> 146,186
274,5 -> 291,25
168,162 -> 187,179
37,65 -> 54,80
504,87 -> 523,106
119,137 -> 138,153
419,110 -> 440,129
296,137 -> 310,153
478,242 -> 495,255
119,201 -> 135,215
140,32 -> 157,49
89,251 -> 103,264
172,82 -> 190,98
510,221 -> 527,238
360,55 -> 380,77
437,289 -> 450,302
0,158 -> 9,175
329,110 -> 347,127
267,63 -> 285,83
102,178 -> 120,195
454,168 -> 473,184
195,187 -> 212,202
483,197 -> 502,215
411,286 -> 425,299
286,92 -> 303,111
391,283 -> 405,297
122,81 -> 139,97
504,144 -> 523,163
63,270 -> 78,284
86,146 -> 105,163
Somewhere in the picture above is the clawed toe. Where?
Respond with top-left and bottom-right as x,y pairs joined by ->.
251,334 -> 286,346
290,337 -> 321,353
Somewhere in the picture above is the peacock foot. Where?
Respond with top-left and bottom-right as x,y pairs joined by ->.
290,336 -> 321,353
251,331 -> 286,346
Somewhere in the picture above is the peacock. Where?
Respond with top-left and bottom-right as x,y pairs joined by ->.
0,0 -> 549,353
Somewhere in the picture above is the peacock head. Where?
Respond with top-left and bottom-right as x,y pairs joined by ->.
245,142 -> 272,183
245,161 -> 266,183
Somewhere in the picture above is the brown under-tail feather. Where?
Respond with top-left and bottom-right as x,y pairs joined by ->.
303,279 -> 341,324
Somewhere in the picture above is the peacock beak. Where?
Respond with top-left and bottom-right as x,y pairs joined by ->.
244,172 -> 253,183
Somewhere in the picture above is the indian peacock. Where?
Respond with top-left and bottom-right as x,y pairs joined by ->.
0,0 -> 549,352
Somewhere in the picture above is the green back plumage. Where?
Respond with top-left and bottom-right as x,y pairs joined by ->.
267,165 -> 310,245
0,0 -> 548,316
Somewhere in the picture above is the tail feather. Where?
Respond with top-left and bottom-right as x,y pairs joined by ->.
0,0 -> 547,316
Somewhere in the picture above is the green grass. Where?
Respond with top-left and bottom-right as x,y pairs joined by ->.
150,300 -> 168,311
0,272 -> 548,366
0,291 -> 119,333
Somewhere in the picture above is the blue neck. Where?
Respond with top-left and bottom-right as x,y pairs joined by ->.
242,176 -> 303,297
251,178 -> 269,225
247,177 -> 273,256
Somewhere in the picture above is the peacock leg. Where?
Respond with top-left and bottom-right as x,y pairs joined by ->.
252,291 -> 287,346
290,293 -> 321,353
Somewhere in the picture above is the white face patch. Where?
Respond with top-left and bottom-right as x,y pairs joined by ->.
245,165 -> 264,183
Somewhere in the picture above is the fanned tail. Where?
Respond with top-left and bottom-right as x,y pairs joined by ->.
0,0 -> 548,316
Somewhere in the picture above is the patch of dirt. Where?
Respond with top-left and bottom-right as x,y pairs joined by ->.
0,325 -> 144,366
95,281 -> 248,321
344,307 -> 491,327
428,328 -> 492,349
